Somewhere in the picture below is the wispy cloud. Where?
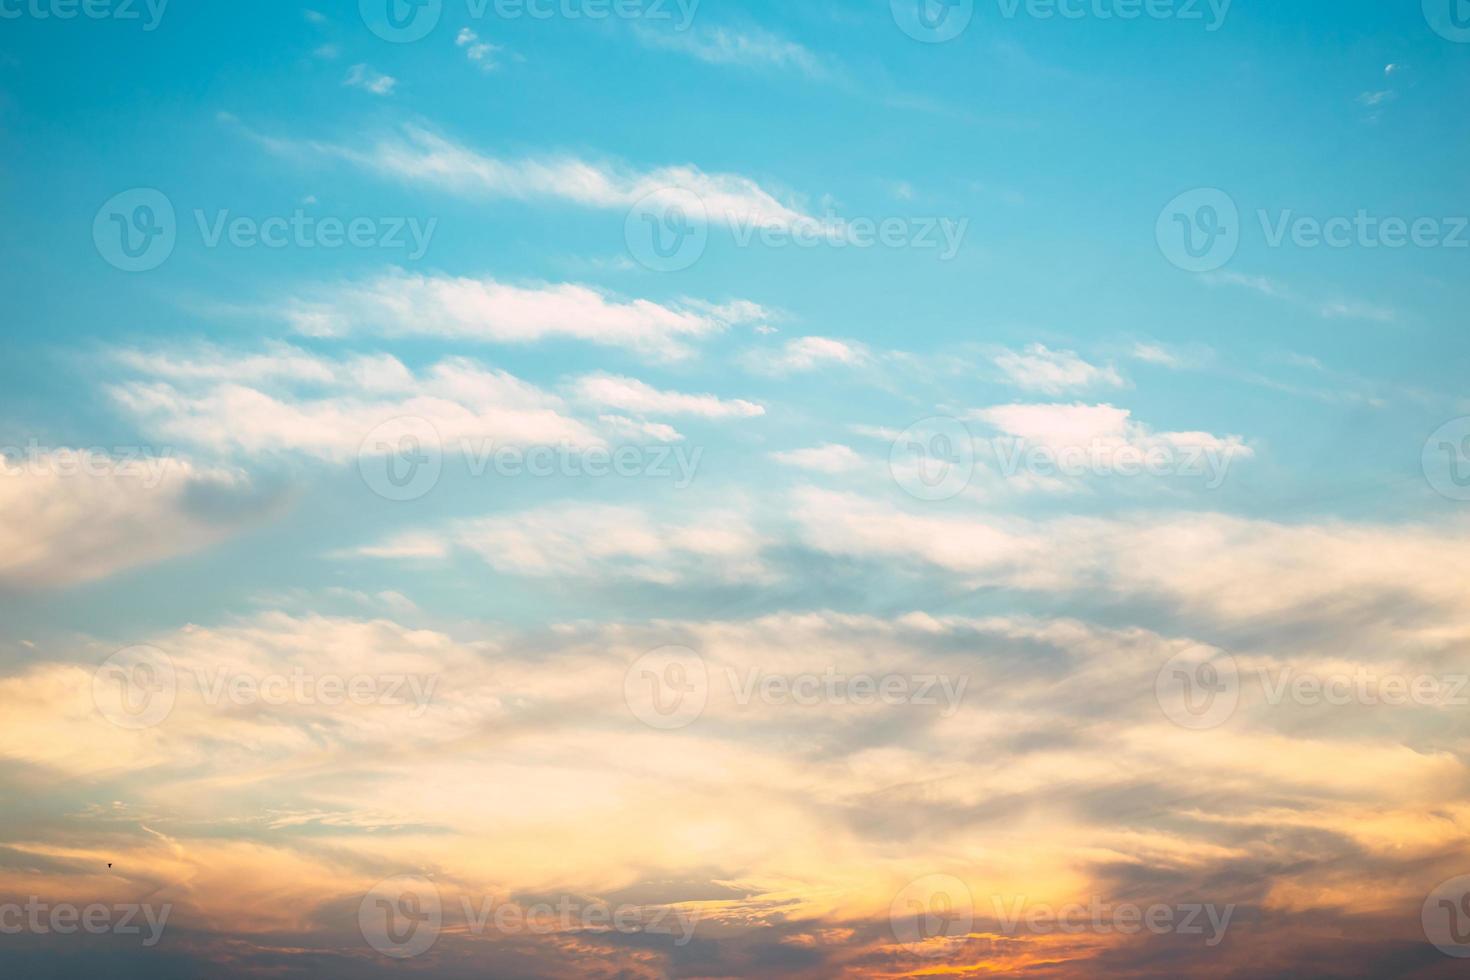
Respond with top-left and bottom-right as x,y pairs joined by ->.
634,24 -> 832,80
742,336 -> 871,375
571,374 -> 766,420
343,64 -> 396,96
1203,271 -> 1397,324
356,502 -> 771,584
992,344 -> 1126,395
245,122 -> 823,233
281,268 -> 771,360
0,453 -> 267,589
455,27 -> 503,71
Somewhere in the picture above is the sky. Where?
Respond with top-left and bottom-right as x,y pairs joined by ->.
1,0 -> 1469,976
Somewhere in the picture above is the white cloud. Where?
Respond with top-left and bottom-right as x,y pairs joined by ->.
1319,300 -> 1397,324
770,444 -> 865,474
969,402 -> 1248,458
262,124 -> 821,234
992,344 -> 1125,394
344,64 -> 396,96
792,488 -> 1470,629
634,25 -> 830,80
571,374 -> 765,420
0,453 -> 264,589
1130,342 -> 1192,368
283,269 -> 767,360
455,28 -> 502,71
1203,272 -> 1397,324
357,503 -> 771,584
743,336 -> 870,375
110,347 -> 603,461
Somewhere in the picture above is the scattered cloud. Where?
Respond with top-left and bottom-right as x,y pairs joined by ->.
770,444 -> 865,474
571,374 -> 765,420
456,27 -> 503,71
357,503 -> 770,584
247,123 -> 825,234
343,64 -> 396,96
742,336 -> 871,375
634,24 -> 831,80
992,344 -> 1126,394
281,269 -> 770,360
0,453 -> 268,589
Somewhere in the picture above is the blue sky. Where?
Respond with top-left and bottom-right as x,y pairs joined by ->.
1,1 -> 1469,977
